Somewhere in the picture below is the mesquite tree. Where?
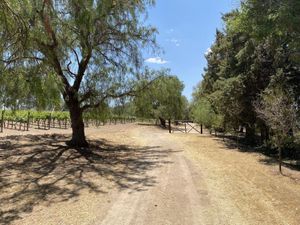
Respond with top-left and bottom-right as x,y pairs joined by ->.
1,0 -> 157,147
134,73 -> 187,124
255,87 -> 298,174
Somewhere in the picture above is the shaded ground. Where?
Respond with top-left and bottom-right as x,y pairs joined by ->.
0,127 -> 175,225
1,124 -> 300,225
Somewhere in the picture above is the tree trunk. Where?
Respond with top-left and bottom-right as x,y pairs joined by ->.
278,147 -> 282,174
265,127 -> 270,141
168,119 -> 171,133
67,103 -> 88,148
159,117 -> 166,128
245,124 -> 256,145
260,123 -> 270,145
1,111 -> 4,132
239,126 -> 244,133
260,126 -> 266,145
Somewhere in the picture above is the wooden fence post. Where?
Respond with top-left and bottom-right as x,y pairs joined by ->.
26,112 -> 30,131
0,111 -> 4,132
200,124 -> 203,134
168,119 -> 171,133
48,114 -> 51,130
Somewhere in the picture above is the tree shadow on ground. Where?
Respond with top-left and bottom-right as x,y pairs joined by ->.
212,135 -> 300,173
258,157 -> 300,173
0,134 -> 176,225
137,123 -> 157,127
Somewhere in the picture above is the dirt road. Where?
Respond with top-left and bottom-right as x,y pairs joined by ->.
1,124 -> 300,225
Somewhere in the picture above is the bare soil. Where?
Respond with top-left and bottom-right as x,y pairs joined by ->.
0,124 -> 299,225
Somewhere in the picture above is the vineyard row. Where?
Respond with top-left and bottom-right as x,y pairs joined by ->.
0,110 -> 136,133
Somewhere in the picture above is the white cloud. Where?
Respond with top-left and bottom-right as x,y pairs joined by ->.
170,38 -> 180,47
205,47 -> 212,56
166,38 -> 180,47
166,28 -> 174,34
145,57 -> 168,64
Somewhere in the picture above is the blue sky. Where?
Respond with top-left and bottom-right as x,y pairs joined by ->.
144,0 -> 239,100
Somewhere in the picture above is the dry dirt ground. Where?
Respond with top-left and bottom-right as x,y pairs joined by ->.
0,124 -> 300,225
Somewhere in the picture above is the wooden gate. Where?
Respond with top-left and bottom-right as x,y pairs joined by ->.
171,120 -> 203,134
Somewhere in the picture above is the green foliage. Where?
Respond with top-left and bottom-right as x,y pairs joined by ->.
255,87 -> 298,147
192,98 -> 215,130
50,111 -> 69,120
1,0 -> 159,145
111,99 -> 136,118
193,0 -> 300,147
2,110 -> 70,122
134,70 -> 187,120
30,111 -> 51,120
83,102 -> 111,122
255,86 -> 299,171
0,66 -> 63,110
3,110 -> 29,123
0,0 -> 158,109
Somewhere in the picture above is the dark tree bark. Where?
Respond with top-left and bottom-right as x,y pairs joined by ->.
279,147 -> 282,174
245,123 -> 256,145
239,126 -> 244,133
69,111 -> 88,147
260,123 -> 270,145
0,111 -> 4,133
260,127 -> 266,145
66,96 -> 88,148
159,117 -> 166,128
266,127 -> 270,141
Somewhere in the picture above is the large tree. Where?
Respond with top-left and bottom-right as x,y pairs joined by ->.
1,0 -> 157,147
255,87 -> 298,173
134,71 -> 186,123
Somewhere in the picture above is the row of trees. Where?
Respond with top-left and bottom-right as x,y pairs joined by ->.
191,0 -> 300,171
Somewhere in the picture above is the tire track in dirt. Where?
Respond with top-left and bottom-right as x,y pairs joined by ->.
99,126 -> 215,225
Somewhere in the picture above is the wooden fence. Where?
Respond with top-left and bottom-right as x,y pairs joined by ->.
170,120 -> 203,134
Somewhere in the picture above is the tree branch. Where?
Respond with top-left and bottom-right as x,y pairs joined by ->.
73,49 -> 92,91
71,47 -> 80,65
81,75 -> 161,111
79,89 -> 94,104
2,56 -> 44,64
37,0 -> 70,96
64,61 -> 77,78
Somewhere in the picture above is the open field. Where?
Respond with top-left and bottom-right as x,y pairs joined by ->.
1,124 -> 300,225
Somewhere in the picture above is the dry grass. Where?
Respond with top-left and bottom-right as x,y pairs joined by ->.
178,132 -> 300,224
1,125 -> 300,225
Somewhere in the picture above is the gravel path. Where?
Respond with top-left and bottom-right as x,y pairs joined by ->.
1,124 -> 299,225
